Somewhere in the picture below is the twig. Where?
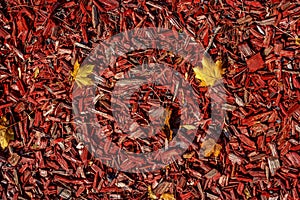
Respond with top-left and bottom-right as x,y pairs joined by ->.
274,69 -> 300,75
205,26 -> 221,54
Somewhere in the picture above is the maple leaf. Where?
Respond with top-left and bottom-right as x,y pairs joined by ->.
71,60 -> 95,87
201,138 -> 222,157
193,53 -> 224,86
0,116 -> 14,149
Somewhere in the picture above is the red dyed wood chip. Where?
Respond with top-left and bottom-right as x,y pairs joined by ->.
246,53 -> 265,72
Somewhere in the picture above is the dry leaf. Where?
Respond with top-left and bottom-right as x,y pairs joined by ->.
244,187 -> 252,199
296,37 -> 300,46
160,193 -> 175,200
34,67 -> 39,78
0,126 -> 8,149
71,60 -> 95,87
148,186 -> 158,199
213,143 -> 222,157
193,53 -> 223,86
183,151 -> 195,159
0,116 -> 14,149
201,138 -> 222,157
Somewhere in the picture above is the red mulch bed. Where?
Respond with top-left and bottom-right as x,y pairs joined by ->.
0,0 -> 299,199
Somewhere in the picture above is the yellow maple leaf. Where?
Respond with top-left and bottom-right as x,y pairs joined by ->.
0,117 -> 14,149
71,60 -> 95,87
201,138 -> 222,157
193,53 -> 223,86
160,193 -> 175,200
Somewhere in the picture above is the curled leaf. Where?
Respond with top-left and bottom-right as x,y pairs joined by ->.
193,53 -> 224,86
71,60 -> 95,87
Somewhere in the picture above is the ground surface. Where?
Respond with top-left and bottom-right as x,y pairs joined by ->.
0,0 -> 299,199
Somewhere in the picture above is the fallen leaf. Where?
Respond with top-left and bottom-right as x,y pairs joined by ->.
0,126 -> 8,149
183,151 -> 195,159
71,59 -> 80,78
0,116 -> 14,149
71,60 -> 95,87
148,186 -> 158,199
193,53 -> 223,86
160,193 -> 175,200
296,36 -> 300,46
244,187 -> 252,199
34,67 -> 40,78
201,138 -> 222,157
213,143 -> 222,157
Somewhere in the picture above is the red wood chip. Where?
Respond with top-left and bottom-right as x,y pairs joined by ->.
246,53 -> 265,72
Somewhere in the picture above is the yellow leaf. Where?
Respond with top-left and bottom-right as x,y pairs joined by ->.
183,151 -> 195,159
296,36 -> 300,46
71,60 -> 80,78
160,193 -> 175,200
34,67 -> 39,78
148,186 -> 158,200
201,138 -> 222,157
244,187 -> 252,199
193,54 -> 223,86
0,117 -> 14,149
0,125 -> 8,149
71,60 -> 95,87
213,143 -> 222,157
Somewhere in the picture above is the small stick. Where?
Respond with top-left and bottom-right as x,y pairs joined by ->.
274,69 -> 300,75
205,26 -> 221,54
